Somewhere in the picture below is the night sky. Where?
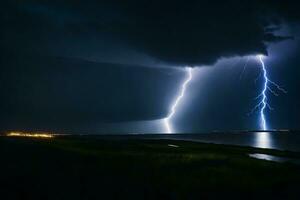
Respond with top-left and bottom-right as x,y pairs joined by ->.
1,1 -> 300,133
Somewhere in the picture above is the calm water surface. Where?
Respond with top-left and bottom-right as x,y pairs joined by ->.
114,132 -> 300,152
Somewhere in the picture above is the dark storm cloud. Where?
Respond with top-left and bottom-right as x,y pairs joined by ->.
0,53 -> 183,131
2,0 -> 300,66
1,0 -> 300,131
108,0 -> 299,65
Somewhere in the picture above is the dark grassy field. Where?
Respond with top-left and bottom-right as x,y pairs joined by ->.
1,136 -> 300,200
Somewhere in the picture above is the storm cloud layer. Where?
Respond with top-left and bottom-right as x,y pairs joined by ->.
0,53 -> 183,129
1,1 -> 300,132
2,0 -> 299,65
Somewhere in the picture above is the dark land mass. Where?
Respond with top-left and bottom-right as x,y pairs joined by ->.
1,136 -> 300,200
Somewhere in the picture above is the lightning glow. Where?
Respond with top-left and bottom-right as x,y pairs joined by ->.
165,67 -> 193,133
250,55 -> 287,130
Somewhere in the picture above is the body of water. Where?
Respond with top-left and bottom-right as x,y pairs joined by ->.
95,131 -> 300,152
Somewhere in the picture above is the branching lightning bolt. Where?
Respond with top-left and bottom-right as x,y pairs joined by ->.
250,55 -> 287,131
165,67 -> 193,133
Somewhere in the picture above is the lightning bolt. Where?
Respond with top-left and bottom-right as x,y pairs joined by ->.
250,55 -> 287,131
165,67 -> 193,133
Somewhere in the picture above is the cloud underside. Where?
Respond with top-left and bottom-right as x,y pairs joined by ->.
1,0 -> 300,127
0,55 -> 182,126
2,1 -> 299,66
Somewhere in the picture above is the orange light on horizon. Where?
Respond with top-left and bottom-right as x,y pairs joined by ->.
6,132 -> 54,138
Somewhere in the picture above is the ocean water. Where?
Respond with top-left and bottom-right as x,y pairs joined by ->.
96,132 -> 300,152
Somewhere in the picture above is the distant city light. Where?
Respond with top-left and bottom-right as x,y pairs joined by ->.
6,132 -> 54,138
